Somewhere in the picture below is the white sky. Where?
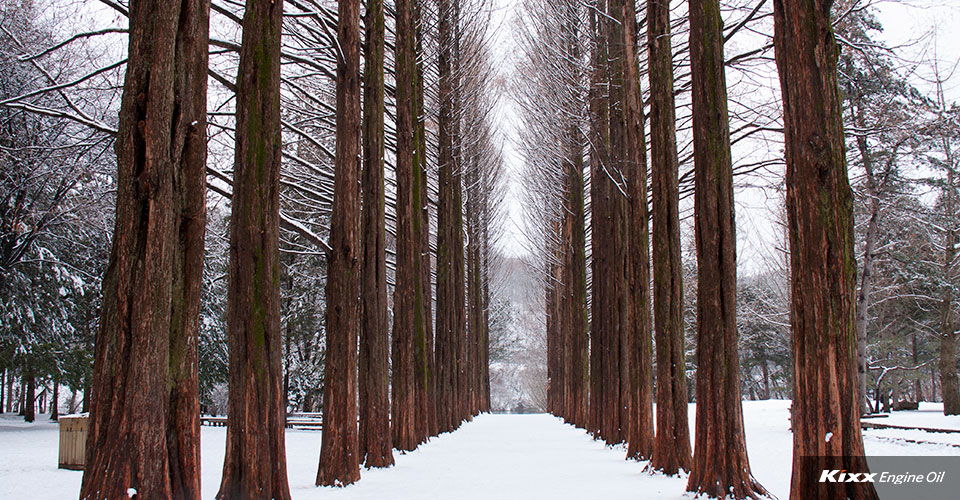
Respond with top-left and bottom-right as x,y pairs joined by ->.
490,0 -> 960,270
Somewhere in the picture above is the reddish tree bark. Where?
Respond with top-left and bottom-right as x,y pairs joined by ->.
561,107 -> 588,428
218,1 -> 290,498
600,0 -> 627,447
358,0 -> 393,468
546,248 -> 557,414
392,0 -> 423,452
647,0 -> 691,475
465,140 -> 488,418
413,145 -> 431,443
436,0 -> 466,433
686,0 -> 765,497
609,0 -> 654,461
559,1 -> 588,426
317,0 -> 363,486
547,234 -> 563,415
413,6 -> 434,432
466,161 -> 482,417
451,0 -> 468,427
773,1 -> 878,498
81,1 -> 208,498
417,16 -> 438,436
586,0 -> 608,438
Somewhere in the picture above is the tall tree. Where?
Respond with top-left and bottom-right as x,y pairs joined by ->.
480,198 -> 493,413
416,1 -> 438,437
546,227 -> 562,415
834,2 -> 916,414
561,4 -> 588,426
436,0 -> 466,433
49,379 -> 59,421
359,0 -> 394,468
467,144 -> 483,416
80,1 -> 208,498
586,0 -> 609,438
940,161 -> 960,417
21,366 -> 34,423
774,1 -> 878,499
452,0 -> 469,426
647,0 -> 691,475
393,0 -> 424,452
939,166 -> 959,415
413,96 -> 432,443
609,0 -> 654,461
318,0 -> 363,485
217,0 -> 290,498
931,75 -> 960,416
686,0 -> 766,497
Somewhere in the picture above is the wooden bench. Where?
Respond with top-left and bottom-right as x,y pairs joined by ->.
860,421 -> 960,434
200,415 -> 323,430
200,416 -> 228,427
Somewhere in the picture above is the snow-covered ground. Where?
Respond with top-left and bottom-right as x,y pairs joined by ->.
870,402 -> 960,431
2,400 -> 958,499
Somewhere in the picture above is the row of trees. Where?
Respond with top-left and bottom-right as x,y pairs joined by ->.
1,0 -> 506,498
514,0 -> 958,498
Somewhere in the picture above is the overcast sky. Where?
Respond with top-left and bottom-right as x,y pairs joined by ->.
491,0 -> 960,268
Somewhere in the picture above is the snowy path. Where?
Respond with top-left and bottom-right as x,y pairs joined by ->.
3,401 -> 960,499
287,414 -> 685,500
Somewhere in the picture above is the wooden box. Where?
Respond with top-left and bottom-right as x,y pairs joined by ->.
58,414 -> 88,470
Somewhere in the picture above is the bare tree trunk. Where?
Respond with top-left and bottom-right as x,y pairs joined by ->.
22,368 -> 34,423
555,237 -> 567,419
417,20 -> 438,435
932,363 -> 939,402
218,1 -> 290,498
914,335 -> 923,401
774,1 -> 878,499
0,368 -> 14,413
81,1 -> 208,497
17,378 -> 24,415
466,160 -> 483,417
853,100 -> 879,416
761,361 -> 771,400
481,217 -> 492,412
562,57 -> 588,429
412,46 -> 432,447
317,0 -> 363,486
941,168 -> 960,415
686,0 -> 765,497
608,0 -> 654,461
594,0 -> 625,446
436,0 -> 466,432
81,378 -> 88,414
393,0 -> 423,452
359,0 -> 393,468
586,0 -> 609,439
50,379 -> 59,421
647,0 -> 691,475
435,0 -> 454,431
546,247 -> 560,415
413,6 -> 433,432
